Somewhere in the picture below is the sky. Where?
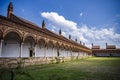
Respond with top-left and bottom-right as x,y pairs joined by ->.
0,0 -> 120,48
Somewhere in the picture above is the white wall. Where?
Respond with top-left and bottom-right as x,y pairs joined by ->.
95,53 -> 110,56
2,41 -> 20,57
53,48 -> 57,57
1,38 -> 91,58
79,52 -> 83,56
64,50 -> 68,57
59,49 -> 63,57
0,40 -> 2,57
67,51 -> 72,57
22,43 -> 30,57
35,45 -> 45,57
46,48 -> 53,57
112,53 -> 120,56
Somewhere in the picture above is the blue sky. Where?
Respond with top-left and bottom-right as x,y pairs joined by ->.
0,0 -> 120,48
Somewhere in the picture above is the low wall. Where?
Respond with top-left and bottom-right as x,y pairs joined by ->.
93,53 -> 120,57
0,56 -> 85,68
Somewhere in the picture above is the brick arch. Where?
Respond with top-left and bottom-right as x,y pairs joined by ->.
55,42 -> 60,49
22,34 -> 36,57
2,30 -> 21,57
3,29 -> 22,40
38,38 -> 46,47
65,45 -> 69,50
76,48 -> 79,52
60,44 -> 65,50
67,45 -> 69,50
68,46 -> 71,51
47,40 -> 54,48
74,47 -> 77,52
72,47 -> 75,52
23,33 -> 36,43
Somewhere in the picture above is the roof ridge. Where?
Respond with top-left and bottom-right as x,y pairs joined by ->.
10,13 -> 40,28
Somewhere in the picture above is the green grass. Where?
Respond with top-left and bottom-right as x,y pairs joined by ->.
0,57 -> 120,80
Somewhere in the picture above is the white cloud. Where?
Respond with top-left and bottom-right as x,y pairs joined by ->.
41,12 -> 77,30
80,13 -> 83,16
62,31 -> 67,37
41,12 -> 120,48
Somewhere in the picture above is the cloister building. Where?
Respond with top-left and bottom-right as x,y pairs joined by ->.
92,43 -> 120,57
0,2 -> 91,67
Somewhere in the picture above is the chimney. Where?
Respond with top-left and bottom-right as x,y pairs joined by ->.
92,43 -> 93,46
69,35 -> 71,39
42,20 -> 46,29
59,28 -> 62,35
75,38 -> 77,42
106,42 -> 107,48
7,2 -> 13,18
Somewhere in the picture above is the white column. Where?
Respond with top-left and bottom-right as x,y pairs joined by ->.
66,50 -> 68,57
62,49 -> 64,57
59,49 -> 61,57
63,49 -> 66,57
0,39 -> 3,57
34,44 -> 37,57
44,47 -> 46,58
71,51 -> 72,60
78,52 -> 79,58
20,42 -> 23,57
52,48 -> 53,57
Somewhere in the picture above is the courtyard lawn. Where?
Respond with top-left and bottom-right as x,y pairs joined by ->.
0,57 -> 120,80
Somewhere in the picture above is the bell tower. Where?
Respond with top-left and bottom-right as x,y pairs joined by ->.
7,2 -> 13,18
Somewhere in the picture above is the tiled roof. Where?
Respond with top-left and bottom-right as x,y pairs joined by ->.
106,45 -> 116,49
92,46 -> 100,49
92,48 -> 120,53
0,14 -> 90,51
10,13 -> 41,30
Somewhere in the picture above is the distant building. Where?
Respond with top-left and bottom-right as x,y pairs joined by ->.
92,43 -> 120,57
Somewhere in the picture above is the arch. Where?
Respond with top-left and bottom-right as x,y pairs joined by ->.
66,46 -> 72,57
23,34 -> 36,43
3,29 -> 22,40
47,40 -> 54,48
46,40 -> 54,57
35,38 -> 46,57
55,42 -> 60,49
4,31 -> 21,42
38,38 -> 46,48
60,44 -> 65,50
2,31 -> 21,57
68,46 -> 72,51
72,47 -> 75,52
54,42 -> 60,57
68,46 -> 71,50
22,35 -> 35,57
65,45 -> 69,50
74,47 -> 77,52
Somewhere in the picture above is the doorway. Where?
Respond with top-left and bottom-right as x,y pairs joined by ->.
29,50 -> 33,57
57,50 -> 60,57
